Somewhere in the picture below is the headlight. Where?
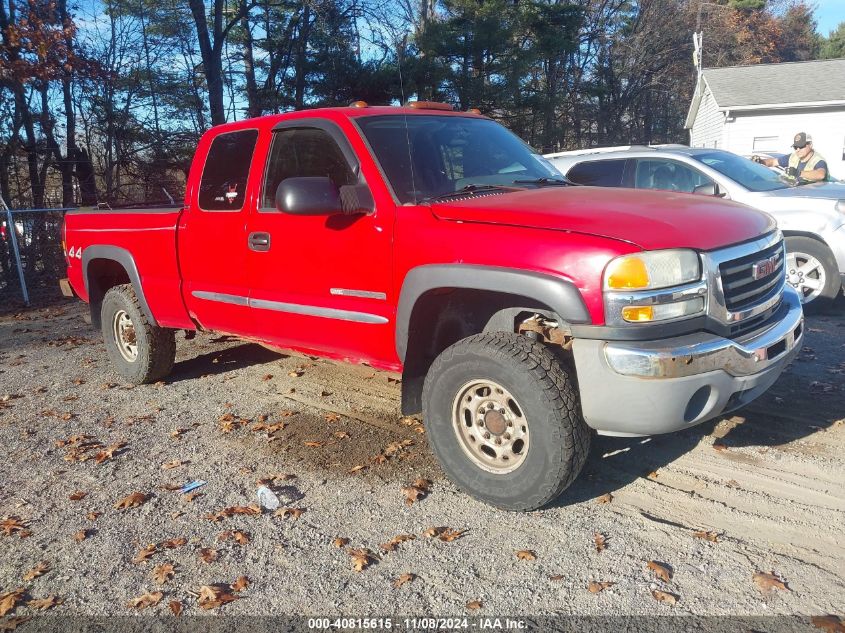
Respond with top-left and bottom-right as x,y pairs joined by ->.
604,250 -> 701,291
836,200 -> 845,214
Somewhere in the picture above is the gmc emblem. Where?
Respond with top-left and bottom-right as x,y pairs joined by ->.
751,256 -> 778,280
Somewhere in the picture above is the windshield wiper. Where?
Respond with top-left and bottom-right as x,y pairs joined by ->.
512,177 -> 574,187
421,184 -> 519,203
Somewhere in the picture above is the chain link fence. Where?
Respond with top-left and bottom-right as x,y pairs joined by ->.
0,200 -> 71,310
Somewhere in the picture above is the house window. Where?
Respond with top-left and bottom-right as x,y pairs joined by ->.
753,136 -> 779,153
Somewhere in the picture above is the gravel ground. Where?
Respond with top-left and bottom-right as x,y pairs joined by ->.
0,298 -> 843,628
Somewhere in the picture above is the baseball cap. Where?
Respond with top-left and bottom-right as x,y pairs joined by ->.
793,132 -> 812,149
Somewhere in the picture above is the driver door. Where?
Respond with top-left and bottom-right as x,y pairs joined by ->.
244,122 -> 395,364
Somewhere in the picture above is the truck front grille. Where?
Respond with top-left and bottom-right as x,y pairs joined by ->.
719,240 -> 785,312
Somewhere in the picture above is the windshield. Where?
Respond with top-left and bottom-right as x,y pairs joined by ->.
356,114 -> 561,204
692,151 -> 790,192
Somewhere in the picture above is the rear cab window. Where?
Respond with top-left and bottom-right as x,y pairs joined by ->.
198,129 -> 259,211
566,159 -> 627,187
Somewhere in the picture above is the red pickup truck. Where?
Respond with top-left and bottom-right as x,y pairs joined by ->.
62,103 -> 804,510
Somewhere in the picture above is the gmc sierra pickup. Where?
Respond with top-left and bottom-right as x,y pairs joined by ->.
62,102 -> 804,510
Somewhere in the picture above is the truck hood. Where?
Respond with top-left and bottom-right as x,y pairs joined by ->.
430,186 -> 776,251
761,181 -> 845,200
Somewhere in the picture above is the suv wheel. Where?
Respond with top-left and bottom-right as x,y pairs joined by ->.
785,236 -> 840,307
101,284 -> 176,384
422,332 -> 590,511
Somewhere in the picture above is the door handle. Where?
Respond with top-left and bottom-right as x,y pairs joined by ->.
248,232 -> 271,252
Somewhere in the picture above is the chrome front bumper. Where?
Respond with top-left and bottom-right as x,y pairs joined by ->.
604,286 -> 804,379
572,286 -> 804,437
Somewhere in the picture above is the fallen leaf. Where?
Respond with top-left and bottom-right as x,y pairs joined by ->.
651,590 -> 678,605
86,512 -> 101,522
160,537 -> 187,549
127,591 -> 163,610
0,615 -> 31,630
26,595 -> 63,611
288,370 -> 303,378
394,573 -> 416,588
199,548 -> 218,563
466,600 -> 482,610
114,492 -> 147,510
588,581 -> 615,594
233,531 -> 250,545
231,576 -> 249,593
324,412 -> 341,422
811,616 -> 845,632
380,534 -> 416,552
596,493 -> 613,504
753,571 -> 789,592
437,528 -> 466,542
132,544 -> 157,564
94,442 -> 126,464
274,508 -> 305,520
73,529 -> 89,543
401,481 -> 429,506
68,491 -> 86,501
549,575 -> 565,581
594,533 -> 607,552
0,589 -> 26,616
333,537 -> 350,548
197,584 -> 239,610
262,374 -> 273,381
515,550 -> 536,561
348,465 -> 366,474
303,441 -> 325,448
161,460 -> 184,470
169,601 -> 182,616
332,431 -> 349,439
348,548 -> 377,572
153,563 -> 176,585
713,442 -> 729,452
22,562 -> 50,581
693,530 -> 720,542
647,561 -> 672,583
646,471 -> 659,480
0,517 -> 29,537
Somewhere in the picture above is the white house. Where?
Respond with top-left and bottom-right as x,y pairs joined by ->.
685,58 -> 845,179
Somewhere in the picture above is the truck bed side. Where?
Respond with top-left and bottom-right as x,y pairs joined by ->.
64,207 -> 194,330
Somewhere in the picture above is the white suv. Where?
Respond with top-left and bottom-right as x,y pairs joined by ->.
546,146 -> 845,306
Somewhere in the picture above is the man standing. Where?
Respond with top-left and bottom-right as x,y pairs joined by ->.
753,132 -> 829,183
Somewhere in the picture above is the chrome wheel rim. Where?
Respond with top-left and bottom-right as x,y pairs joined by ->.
786,251 -> 825,303
112,309 -> 138,362
451,379 -> 529,474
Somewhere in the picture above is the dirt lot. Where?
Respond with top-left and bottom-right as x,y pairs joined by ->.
0,298 -> 843,626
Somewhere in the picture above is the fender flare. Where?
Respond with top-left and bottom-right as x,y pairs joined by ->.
81,245 -> 158,327
395,264 -> 591,362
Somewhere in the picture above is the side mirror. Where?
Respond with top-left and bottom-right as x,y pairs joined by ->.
693,181 -> 722,197
275,177 -> 374,216
276,177 -> 342,215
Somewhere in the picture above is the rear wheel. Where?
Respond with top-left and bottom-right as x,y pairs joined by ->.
100,284 -> 175,384
422,332 -> 590,511
784,236 -> 840,308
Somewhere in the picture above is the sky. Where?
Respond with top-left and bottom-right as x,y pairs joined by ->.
814,0 -> 845,35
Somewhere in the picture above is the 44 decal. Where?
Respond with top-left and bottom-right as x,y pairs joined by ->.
67,246 -> 83,259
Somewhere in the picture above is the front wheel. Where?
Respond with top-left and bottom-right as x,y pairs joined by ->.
100,284 -> 176,384
422,332 -> 590,511
784,236 -> 841,307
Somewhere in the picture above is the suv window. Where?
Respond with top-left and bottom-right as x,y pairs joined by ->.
634,159 -> 709,193
198,129 -> 259,211
262,127 -> 356,209
566,160 -> 626,187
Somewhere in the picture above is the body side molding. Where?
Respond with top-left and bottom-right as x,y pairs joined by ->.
395,264 -> 591,362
